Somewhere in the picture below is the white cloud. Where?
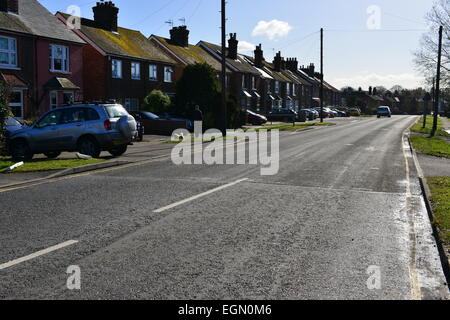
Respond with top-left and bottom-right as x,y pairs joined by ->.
329,73 -> 425,90
252,20 -> 293,41
238,41 -> 256,53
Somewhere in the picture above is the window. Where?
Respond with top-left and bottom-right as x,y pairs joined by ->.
125,98 -> 140,112
252,76 -> 256,90
0,36 -> 17,68
242,75 -> 246,88
105,104 -> 129,118
36,110 -> 63,128
50,44 -> 69,72
292,84 -> 296,96
149,64 -> 158,81
131,62 -> 141,80
50,91 -> 58,109
164,66 -> 173,83
275,81 -> 280,94
112,59 -> 122,78
9,90 -> 23,118
63,91 -> 74,105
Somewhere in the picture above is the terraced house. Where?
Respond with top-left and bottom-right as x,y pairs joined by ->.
0,0 -> 85,119
57,1 -> 177,111
198,34 -> 263,111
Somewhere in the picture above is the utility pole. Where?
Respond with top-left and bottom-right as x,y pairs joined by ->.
431,25 -> 443,137
220,0 -> 227,137
320,28 -> 324,123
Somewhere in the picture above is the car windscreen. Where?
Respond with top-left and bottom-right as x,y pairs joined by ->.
105,105 -> 129,118
141,112 -> 159,120
5,117 -> 21,127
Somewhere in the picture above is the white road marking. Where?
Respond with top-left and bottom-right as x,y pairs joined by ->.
0,240 -> 78,271
153,178 -> 249,213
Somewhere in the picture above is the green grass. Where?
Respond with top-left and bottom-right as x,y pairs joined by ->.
0,157 -> 105,173
410,116 -> 450,137
410,135 -> 450,158
427,177 -> 450,245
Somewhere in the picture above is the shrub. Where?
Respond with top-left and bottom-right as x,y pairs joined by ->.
0,80 -> 11,154
142,90 -> 171,114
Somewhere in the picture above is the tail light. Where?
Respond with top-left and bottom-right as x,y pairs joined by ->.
104,119 -> 112,131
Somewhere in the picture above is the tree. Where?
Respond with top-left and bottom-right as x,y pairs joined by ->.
414,0 -> 449,86
0,79 -> 11,154
142,90 -> 171,114
175,63 -> 220,118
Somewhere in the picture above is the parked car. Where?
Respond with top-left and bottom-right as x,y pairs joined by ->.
8,104 -> 137,160
268,109 -> 297,123
314,108 -> 330,118
328,108 -> 338,118
377,106 -> 392,118
335,109 -> 347,117
4,116 -> 26,139
157,112 -> 194,131
130,111 -> 193,134
300,109 -> 316,121
246,109 -> 267,125
348,108 -> 361,117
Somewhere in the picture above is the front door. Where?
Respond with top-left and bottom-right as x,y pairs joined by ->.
9,90 -> 23,119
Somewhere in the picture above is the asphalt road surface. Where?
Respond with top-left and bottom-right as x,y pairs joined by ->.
0,116 -> 448,300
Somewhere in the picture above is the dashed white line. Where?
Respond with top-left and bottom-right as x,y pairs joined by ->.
0,240 -> 78,271
153,178 -> 249,213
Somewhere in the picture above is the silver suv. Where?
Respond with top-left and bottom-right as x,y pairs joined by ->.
8,104 -> 137,160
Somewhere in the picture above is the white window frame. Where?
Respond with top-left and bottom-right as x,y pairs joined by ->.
275,81 -> 280,94
50,44 -> 69,73
131,62 -> 141,80
292,84 -> 296,96
242,75 -> 246,89
252,76 -> 256,90
63,91 -> 74,105
164,66 -> 173,83
149,64 -> 158,81
0,36 -> 17,68
50,91 -> 58,109
9,90 -> 23,119
112,59 -> 122,79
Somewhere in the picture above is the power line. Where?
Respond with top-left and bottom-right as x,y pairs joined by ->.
187,0 -> 203,24
130,0 -> 177,27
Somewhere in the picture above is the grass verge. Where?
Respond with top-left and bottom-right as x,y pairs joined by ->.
410,135 -> 450,158
427,177 -> 450,245
411,116 -> 450,137
0,157 -> 105,173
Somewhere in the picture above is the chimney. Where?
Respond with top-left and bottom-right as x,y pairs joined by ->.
228,33 -> 238,59
0,0 -> 18,14
286,58 -> 298,72
301,63 -> 315,77
170,26 -> 189,47
273,51 -> 283,72
368,86 -> 373,95
254,44 -> 264,68
93,1 -> 119,32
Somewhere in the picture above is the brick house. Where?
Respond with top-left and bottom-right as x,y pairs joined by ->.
198,34 -> 264,111
0,0 -> 85,119
57,1 -> 177,112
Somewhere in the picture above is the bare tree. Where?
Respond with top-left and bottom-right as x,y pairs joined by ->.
414,0 -> 449,87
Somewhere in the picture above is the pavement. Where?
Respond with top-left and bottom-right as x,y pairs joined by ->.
0,115 -> 448,300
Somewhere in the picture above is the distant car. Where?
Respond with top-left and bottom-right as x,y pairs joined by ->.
157,112 -> 194,131
300,109 -> 316,121
315,108 -> 330,118
377,106 -> 392,118
348,108 -> 361,117
246,109 -> 267,125
268,109 -> 297,122
8,104 -> 137,160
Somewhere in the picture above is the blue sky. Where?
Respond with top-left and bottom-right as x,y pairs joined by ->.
41,0 -> 435,89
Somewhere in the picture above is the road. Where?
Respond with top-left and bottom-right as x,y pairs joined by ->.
0,116 -> 448,300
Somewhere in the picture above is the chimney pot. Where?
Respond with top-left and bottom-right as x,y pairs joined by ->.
227,33 -> 238,59
170,26 -> 190,47
93,1 -> 119,32
0,0 -> 18,13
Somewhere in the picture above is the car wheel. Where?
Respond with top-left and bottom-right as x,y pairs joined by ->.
44,152 -> 61,159
11,140 -> 33,161
109,145 -> 127,157
78,137 -> 101,158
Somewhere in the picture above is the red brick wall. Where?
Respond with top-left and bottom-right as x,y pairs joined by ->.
82,44 -> 107,101
35,39 -> 84,114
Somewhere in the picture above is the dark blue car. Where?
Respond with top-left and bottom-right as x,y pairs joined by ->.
4,116 -> 25,138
